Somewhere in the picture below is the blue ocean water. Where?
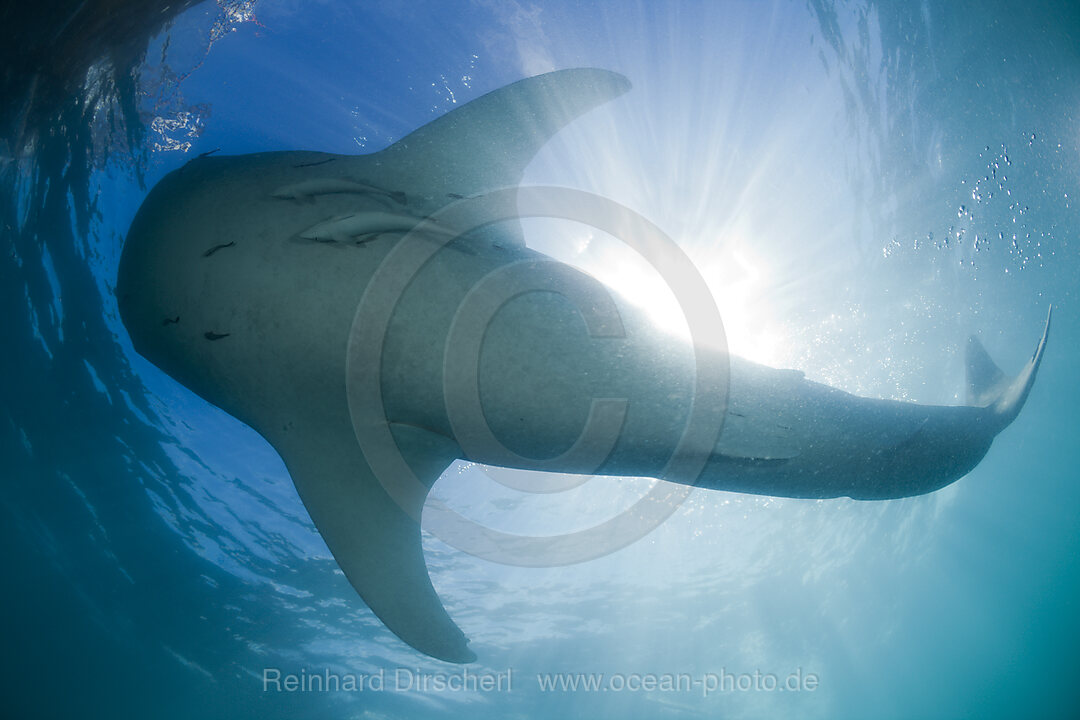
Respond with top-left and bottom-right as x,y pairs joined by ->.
2,1 -> 1078,718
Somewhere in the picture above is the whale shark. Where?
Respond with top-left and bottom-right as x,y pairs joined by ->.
116,68 -> 1050,663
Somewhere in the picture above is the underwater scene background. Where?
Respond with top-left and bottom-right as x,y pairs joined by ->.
1,1 -> 1078,718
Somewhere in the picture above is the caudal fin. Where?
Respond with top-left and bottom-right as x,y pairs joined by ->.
965,305 -> 1051,429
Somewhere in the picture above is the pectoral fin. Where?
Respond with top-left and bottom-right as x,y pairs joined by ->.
277,421 -> 471,662
366,68 -> 631,250
375,68 -> 631,203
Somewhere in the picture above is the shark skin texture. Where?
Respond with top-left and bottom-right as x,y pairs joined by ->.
116,68 -> 1050,663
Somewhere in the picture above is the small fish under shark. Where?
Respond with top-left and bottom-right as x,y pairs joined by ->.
117,68 -> 1050,664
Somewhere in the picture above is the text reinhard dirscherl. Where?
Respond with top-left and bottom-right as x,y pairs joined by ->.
263,667 -> 513,693
261,667 -> 819,697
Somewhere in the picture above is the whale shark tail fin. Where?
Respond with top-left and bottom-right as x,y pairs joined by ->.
966,305 -> 1051,428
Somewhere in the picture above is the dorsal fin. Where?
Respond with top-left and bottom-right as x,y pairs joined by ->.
370,68 -> 631,210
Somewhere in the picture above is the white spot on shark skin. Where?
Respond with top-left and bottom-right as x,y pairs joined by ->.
117,69 -> 1050,666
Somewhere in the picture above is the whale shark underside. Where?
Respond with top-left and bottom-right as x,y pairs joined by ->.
117,69 -> 1050,663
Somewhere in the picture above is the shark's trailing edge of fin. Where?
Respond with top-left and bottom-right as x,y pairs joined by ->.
966,305 -> 1051,428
